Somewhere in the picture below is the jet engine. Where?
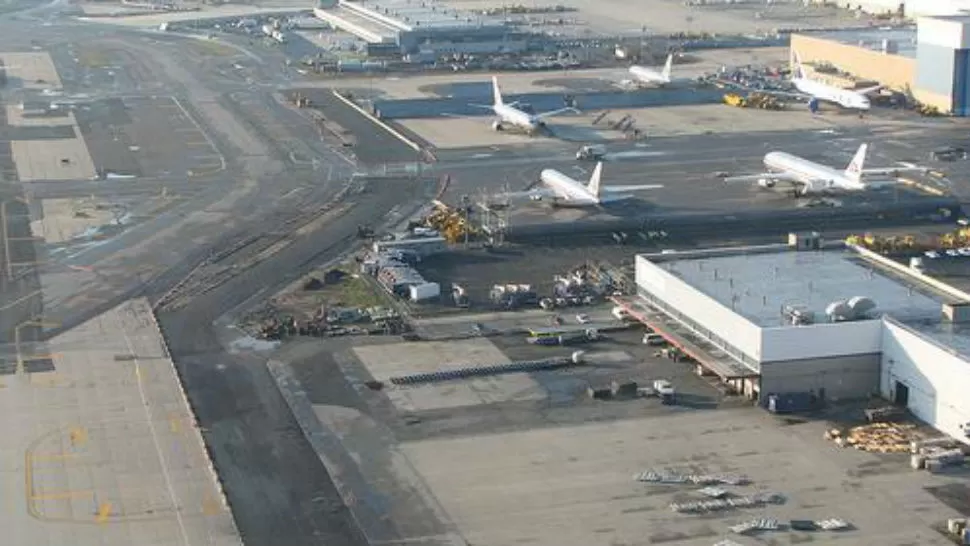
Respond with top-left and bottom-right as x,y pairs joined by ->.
491,121 -> 504,131
758,178 -> 776,189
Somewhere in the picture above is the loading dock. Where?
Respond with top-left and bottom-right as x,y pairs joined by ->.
611,295 -> 761,397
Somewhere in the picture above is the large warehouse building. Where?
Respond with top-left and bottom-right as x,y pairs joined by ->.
313,0 -> 528,57
792,15 -> 970,115
615,234 -> 970,444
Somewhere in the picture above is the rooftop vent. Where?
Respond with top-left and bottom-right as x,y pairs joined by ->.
825,296 -> 877,322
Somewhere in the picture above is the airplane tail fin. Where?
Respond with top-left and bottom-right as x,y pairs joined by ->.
791,50 -> 806,80
845,144 -> 868,182
587,162 -> 603,197
661,54 -> 673,81
491,76 -> 504,106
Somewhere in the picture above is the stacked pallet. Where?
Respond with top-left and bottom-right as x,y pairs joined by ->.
825,422 -> 917,453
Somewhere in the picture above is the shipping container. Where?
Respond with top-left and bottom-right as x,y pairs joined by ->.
409,282 -> 440,302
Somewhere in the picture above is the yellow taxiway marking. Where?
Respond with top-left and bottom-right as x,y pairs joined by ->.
30,452 -> 77,462
31,489 -> 93,501
95,502 -> 112,524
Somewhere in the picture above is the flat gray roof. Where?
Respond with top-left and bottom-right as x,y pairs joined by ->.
806,26 -> 917,58
661,249 -> 941,328
346,0 -> 495,30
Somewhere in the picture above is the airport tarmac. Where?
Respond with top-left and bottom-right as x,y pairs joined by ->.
304,48 -> 791,102
395,104 -> 869,149
438,0 -> 877,35
272,316 -> 969,546
0,298 -> 242,546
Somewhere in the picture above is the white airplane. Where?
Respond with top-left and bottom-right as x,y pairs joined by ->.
782,52 -> 881,111
628,54 -> 674,86
723,143 -> 928,196
499,162 -> 663,206
476,76 -> 577,133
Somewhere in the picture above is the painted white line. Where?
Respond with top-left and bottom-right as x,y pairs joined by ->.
330,90 -> 422,153
120,323 -> 189,546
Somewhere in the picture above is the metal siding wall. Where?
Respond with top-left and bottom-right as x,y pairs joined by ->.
955,49 -> 970,116
760,353 -> 880,402
791,35 -> 916,91
760,320 -> 883,362
881,320 -> 970,444
916,42 -> 957,96
635,256 -> 762,360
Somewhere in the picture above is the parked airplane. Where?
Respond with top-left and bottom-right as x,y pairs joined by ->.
475,76 -> 577,133
499,162 -> 663,206
723,143 -> 928,196
780,52 -> 881,111
628,54 -> 674,85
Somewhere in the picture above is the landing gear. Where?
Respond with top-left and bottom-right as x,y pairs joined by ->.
492,120 -> 504,131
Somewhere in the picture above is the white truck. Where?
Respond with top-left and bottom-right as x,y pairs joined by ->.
576,145 -> 606,161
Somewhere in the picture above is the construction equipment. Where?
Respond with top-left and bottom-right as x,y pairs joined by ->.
723,92 -> 785,110
420,200 -> 476,244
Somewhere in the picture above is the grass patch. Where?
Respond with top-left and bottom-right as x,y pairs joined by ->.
76,49 -> 113,68
312,270 -> 388,309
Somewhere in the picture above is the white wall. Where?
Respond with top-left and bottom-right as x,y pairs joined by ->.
909,0 -> 970,17
761,320 -> 884,362
917,15 -> 970,49
881,320 -> 970,444
636,256 -> 762,360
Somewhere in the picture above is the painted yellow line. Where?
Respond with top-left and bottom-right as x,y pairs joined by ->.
31,489 -> 93,501
95,502 -> 112,524
69,427 -> 87,447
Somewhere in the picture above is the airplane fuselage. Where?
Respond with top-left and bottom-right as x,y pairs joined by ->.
793,77 -> 871,110
539,169 -> 598,204
628,65 -> 668,85
764,151 -> 866,191
494,103 -> 541,131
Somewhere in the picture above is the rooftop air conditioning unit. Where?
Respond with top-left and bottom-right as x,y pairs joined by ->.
847,296 -> 877,318
825,299 -> 853,322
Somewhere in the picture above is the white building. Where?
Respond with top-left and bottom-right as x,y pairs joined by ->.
829,0 -> 970,17
618,234 -> 970,443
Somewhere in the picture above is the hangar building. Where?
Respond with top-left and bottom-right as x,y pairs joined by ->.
791,15 -> 970,115
826,0 -> 970,17
615,234 -> 970,444
313,0 -> 529,57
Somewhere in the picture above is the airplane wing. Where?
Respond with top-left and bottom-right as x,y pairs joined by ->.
855,84 -> 883,95
535,107 -> 580,119
493,188 -> 560,202
861,163 -> 928,176
723,172 -> 801,185
599,184 -> 664,193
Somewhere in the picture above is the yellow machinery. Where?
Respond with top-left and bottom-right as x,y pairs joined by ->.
723,93 -> 745,107
722,92 -> 784,110
846,230 -> 970,254
422,200 -> 477,244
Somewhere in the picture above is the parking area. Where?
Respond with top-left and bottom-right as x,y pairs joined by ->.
401,406 -> 963,546
73,96 -> 224,178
